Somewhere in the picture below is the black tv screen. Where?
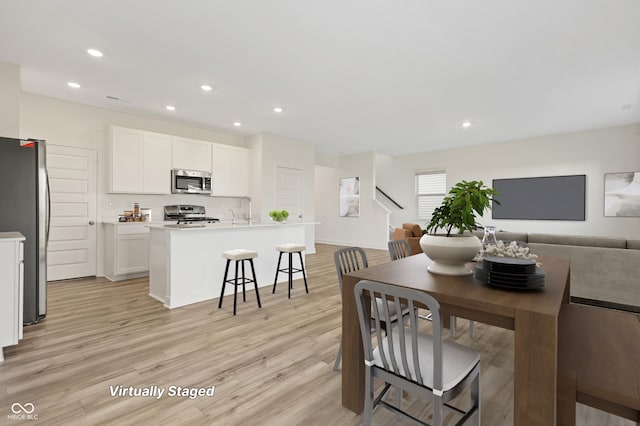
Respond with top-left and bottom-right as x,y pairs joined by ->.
492,175 -> 586,220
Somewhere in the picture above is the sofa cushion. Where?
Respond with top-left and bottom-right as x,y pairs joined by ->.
527,243 -> 640,308
627,239 -> 640,250
393,228 -> 412,240
471,230 -> 528,243
528,233 -> 626,249
403,223 -> 423,238
495,231 -> 528,243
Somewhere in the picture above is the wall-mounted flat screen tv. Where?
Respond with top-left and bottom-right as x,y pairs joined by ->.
492,175 -> 586,220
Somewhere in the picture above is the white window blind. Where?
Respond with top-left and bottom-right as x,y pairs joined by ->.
416,171 -> 446,220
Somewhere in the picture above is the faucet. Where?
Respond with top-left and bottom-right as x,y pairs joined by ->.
243,196 -> 252,225
229,208 -> 236,225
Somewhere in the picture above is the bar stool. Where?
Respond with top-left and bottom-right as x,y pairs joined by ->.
218,249 -> 261,315
272,243 -> 308,299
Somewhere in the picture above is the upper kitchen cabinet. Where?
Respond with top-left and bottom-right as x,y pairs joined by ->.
211,144 -> 251,197
108,126 -> 172,194
172,137 -> 212,172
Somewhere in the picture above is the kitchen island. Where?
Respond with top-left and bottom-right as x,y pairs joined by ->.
147,222 -> 313,309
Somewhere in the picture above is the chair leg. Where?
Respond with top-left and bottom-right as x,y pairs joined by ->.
287,252 -> 292,299
433,394 -> 444,426
298,251 -> 309,293
471,371 -> 481,426
241,259 -> 246,302
218,259 -> 230,309
272,252 -> 283,293
250,259 -> 261,308
450,315 -> 457,338
333,341 -> 342,371
470,320 -> 475,338
232,260 -> 239,316
363,365 -> 374,426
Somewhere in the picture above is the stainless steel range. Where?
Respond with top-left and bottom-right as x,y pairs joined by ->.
164,205 -> 220,225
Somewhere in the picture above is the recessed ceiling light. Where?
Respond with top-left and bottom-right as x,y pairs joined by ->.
166,105 -> 176,111
233,122 -> 242,127
201,85 -> 212,92
87,48 -> 103,57
67,82 -> 81,88
461,121 -> 472,128
273,107 -> 283,113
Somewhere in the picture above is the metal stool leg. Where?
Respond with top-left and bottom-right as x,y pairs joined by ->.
218,259 -> 231,309
250,259 -> 261,308
298,251 -> 308,293
233,260 -> 239,315
288,252 -> 292,299
241,259 -> 247,302
272,252 -> 283,293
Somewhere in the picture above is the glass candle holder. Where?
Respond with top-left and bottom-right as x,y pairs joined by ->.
482,226 -> 498,248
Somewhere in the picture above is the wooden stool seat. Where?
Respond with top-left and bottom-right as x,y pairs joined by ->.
218,250 -> 261,315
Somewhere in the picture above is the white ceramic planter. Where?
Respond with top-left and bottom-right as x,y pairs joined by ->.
419,234 -> 482,276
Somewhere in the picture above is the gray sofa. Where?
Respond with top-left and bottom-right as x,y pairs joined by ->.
473,230 -> 640,312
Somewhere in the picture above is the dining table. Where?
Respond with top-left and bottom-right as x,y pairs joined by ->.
341,253 -> 571,425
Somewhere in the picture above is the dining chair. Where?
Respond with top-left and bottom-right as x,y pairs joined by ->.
354,279 -> 481,426
333,246 -> 409,371
387,239 -> 411,261
387,239 -> 474,335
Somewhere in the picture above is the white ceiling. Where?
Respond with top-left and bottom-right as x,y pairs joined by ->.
1,0 -> 639,156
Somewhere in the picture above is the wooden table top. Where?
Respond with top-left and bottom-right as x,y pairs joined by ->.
345,254 -> 571,328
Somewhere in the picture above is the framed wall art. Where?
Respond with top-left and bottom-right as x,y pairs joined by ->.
604,171 -> 640,217
339,177 -> 360,217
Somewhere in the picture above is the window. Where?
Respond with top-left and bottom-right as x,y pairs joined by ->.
416,171 -> 446,220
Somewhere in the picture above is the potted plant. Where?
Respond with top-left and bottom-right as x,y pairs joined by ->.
420,180 -> 498,275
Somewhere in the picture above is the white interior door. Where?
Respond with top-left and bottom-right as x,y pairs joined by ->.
46,145 -> 97,281
276,167 -> 303,221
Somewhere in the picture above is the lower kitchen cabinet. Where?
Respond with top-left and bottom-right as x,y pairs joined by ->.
103,223 -> 150,281
0,232 -> 25,362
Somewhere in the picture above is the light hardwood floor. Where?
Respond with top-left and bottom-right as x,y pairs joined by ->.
0,244 -> 632,425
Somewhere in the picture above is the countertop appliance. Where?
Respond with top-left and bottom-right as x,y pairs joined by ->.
0,137 -> 48,324
171,169 -> 212,195
164,205 -> 220,225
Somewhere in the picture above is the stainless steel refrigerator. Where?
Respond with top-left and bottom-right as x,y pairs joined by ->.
0,137 -> 48,324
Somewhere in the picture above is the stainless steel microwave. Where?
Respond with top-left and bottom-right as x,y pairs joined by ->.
171,169 -> 212,194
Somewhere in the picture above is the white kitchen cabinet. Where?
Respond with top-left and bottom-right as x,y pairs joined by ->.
103,223 -> 150,281
0,232 -> 25,362
211,144 -> 252,197
108,126 -> 172,194
172,136 -> 212,172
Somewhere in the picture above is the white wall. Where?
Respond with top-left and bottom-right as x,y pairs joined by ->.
249,132 -> 316,252
315,152 -> 390,249
387,124 -> 640,239
0,63 -> 21,138
19,92 -> 255,275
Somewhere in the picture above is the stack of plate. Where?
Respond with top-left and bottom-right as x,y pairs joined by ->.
474,256 -> 545,290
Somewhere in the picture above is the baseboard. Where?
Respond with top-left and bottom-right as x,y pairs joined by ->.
315,239 -> 387,251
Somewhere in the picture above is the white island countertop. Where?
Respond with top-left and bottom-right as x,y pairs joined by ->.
147,221 -> 316,309
145,221 -> 318,230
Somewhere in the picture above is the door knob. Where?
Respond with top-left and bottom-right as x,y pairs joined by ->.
89,221 -> 95,225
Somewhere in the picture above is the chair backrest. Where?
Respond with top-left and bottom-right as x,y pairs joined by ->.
334,247 -> 368,292
388,239 -> 411,261
354,280 -> 444,391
